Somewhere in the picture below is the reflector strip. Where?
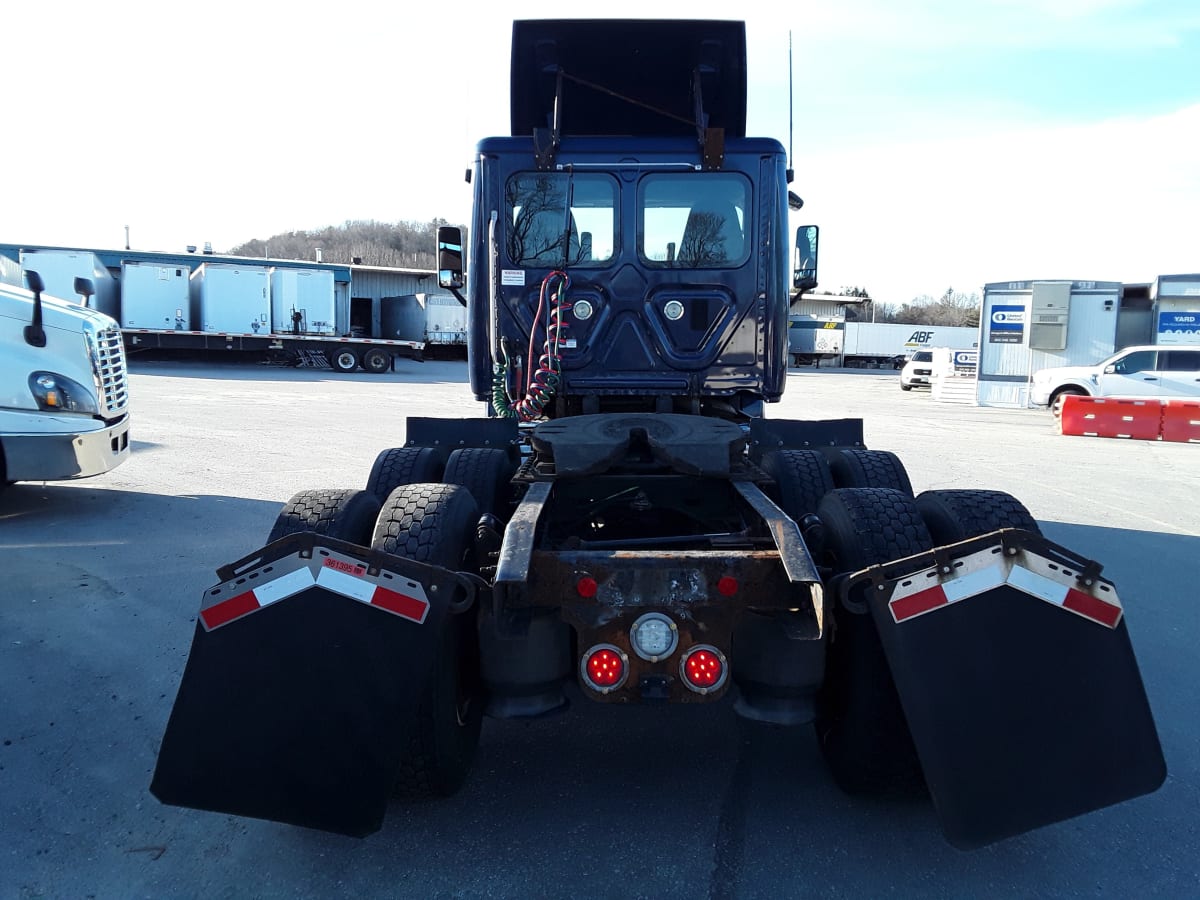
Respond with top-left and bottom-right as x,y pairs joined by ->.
888,547 -> 1122,629
200,568 -> 318,630
200,590 -> 260,630
315,566 -> 429,623
1007,566 -> 1122,628
200,548 -> 432,631
369,586 -> 429,623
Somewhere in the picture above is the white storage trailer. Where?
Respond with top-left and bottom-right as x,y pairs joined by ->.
121,261 -> 191,330
190,264 -> 271,335
270,267 -> 337,335
17,249 -> 119,319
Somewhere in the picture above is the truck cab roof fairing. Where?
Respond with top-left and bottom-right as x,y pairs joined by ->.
510,19 -> 748,139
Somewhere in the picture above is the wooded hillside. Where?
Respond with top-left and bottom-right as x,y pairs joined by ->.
228,219 -> 461,269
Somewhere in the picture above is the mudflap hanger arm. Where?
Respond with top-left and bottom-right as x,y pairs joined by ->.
151,533 -> 484,838
842,527 -> 1166,849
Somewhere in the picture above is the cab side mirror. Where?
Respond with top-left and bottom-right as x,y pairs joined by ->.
793,225 -> 819,293
74,276 -> 95,308
437,226 -> 465,291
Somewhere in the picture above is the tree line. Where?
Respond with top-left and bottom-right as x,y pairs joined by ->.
228,219 -> 462,269
835,286 -> 981,327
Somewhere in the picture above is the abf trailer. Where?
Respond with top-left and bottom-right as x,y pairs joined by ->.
152,19 -> 1163,849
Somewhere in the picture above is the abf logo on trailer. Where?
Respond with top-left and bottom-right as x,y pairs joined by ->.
989,305 -> 1026,344
905,331 -> 935,347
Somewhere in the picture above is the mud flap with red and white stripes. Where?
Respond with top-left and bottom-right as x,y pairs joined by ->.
150,533 -> 474,837
850,529 -> 1166,849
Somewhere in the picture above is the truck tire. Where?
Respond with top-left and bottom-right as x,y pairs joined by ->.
829,448 -> 913,496
328,348 -> 360,373
372,483 -> 483,798
760,449 -> 834,521
815,487 -> 934,794
365,447 -> 446,503
266,488 -> 381,545
361,347 -> 391,374
916,489 -> 1041,545
442,447 -> 515,519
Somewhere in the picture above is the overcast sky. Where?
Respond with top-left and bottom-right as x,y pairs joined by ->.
6,0 -> 1198,303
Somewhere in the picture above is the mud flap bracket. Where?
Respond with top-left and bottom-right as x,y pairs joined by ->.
151,534 -> 481,837
845,529 -> 1166,848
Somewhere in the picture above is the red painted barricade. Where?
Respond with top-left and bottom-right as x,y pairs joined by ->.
1058,396 -> 1162,440
1161,400 -> 1200,444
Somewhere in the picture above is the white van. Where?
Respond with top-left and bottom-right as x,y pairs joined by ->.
1,273 -> 130,485
1030,345 -> 1200,412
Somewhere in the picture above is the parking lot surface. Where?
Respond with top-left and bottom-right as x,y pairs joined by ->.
2,358 -> 1198,899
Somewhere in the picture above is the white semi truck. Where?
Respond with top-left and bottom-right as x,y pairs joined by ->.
0,272 -> 130,486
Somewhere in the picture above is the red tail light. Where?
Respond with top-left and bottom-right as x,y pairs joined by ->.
581,644 -> 628,693
681,645 -> 728,694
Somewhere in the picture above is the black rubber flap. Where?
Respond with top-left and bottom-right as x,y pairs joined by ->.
871,583 -> 1166,848
151,586 -> 446,837
510,19 -> 747,137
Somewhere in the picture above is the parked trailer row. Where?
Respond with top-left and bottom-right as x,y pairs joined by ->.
13,250 -> 428,373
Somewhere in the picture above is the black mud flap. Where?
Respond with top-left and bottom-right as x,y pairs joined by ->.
151,534 -> 475,837
850,530 -> 1167,849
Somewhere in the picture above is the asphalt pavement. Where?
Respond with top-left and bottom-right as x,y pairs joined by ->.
2,358 -> 1197,899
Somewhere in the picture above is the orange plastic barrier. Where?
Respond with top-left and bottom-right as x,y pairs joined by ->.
1058,396 -> 1162,440
1161,399 -> 1200,444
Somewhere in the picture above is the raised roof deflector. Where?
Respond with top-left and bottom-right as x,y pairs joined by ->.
510,19 -> 747,139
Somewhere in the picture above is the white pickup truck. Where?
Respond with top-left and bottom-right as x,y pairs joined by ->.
1030,344 -> 1200,412
0,272 -> 130,486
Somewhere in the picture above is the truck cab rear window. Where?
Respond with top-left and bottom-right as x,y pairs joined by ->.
638,174 -> 749,268
505,173 -> 616,267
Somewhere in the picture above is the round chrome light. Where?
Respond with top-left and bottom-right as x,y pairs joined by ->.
663,300 -> 685,321
630,612 -> 679,662
572,299 -> 594,321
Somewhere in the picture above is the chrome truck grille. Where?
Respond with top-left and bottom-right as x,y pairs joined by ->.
88,326 -> 130,417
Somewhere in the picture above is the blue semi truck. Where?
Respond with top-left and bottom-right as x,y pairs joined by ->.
151,19 -> 1164,849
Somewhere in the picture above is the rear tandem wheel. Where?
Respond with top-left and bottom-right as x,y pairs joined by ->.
828,448 -> 914,495
266,488 -> 381,545
815,487 -> 933,794
361,347 -> 392,374
365,446 -> 447,503
372,482 -> 484,798
760,449 -> 835,521
916,489 -> 1041,544
327,348 -> 360,373
441,447 -> 516,519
